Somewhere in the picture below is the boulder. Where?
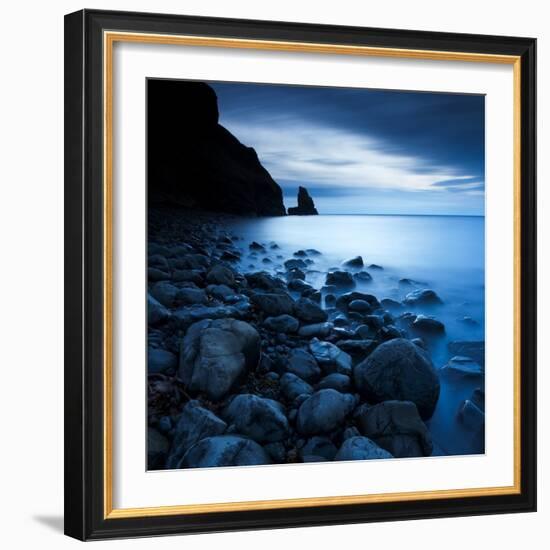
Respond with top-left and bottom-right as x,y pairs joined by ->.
348,299 -> 371,313
224,394 -> 289,443
325,270 -> 355,289
206,264 -> 235,287
249,241 -> 266,251
148,347 -> 178,374
353,271 -> 373,283
317,373 -> 352,393
166,401 -> 227,468
336,339 -> 378,359
296,389 -> 356,435
440,356 -> 484,379
206,284 -> 236,301
263,314 -> 300,334
251,292 -> 295,316
284,258 -> 307,270
355,400 -> 433,457
280,373 -> 314,402
309,338 -> 352,375
342,256 -> 364,268
412,314 -> 445,335
403,289 -> 443,307
336,292 -> 380,312
245,271 -> 287,292
148,80 -> 285,216
178,287 -> 208,305
287,349 -> 322,383
181,435 -> 272,468
353,338 -> 440,420
287,186 -> 319,215
458,399 -> 485,432
335,436 -> 393,461
150,281 -> 180,307
178,318 -> 260,400
293,297 -> 328,323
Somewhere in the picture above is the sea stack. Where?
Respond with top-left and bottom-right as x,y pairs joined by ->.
148,80 -> 286,216
287,186 -> 319,215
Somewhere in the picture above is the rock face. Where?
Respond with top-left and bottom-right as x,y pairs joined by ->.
178,318 -> 261,400
287,186 -> 319,215
148,80 -> 286,216
353,338 -> 440,420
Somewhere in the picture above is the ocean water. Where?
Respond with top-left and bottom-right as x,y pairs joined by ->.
225,214 -> 485,456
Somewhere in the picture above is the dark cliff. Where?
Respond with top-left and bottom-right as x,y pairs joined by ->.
148,80 -> 286,216
287,186 -> 319,215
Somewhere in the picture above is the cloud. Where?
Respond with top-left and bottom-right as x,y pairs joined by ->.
223,118 -> 478,194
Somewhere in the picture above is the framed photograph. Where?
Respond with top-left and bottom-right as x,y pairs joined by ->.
64,9 -> 536,540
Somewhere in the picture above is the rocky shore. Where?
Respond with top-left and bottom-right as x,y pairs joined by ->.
147,207 -> 485,470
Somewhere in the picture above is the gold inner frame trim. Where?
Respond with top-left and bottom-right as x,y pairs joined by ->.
103,30 -> 522,520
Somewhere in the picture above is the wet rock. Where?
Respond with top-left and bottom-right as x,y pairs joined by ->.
287,349 -> 322,383
166,401 -> 227,468
293,250 -> 307,257
355,400 -> 433,457
207,284 -> 236,301
206,264 -> 236,287
324,294 -> 336,307
412,314 -> 445,335
150,281 -> 180,307
342,426 -> 361,440
380,298 -> 403,312
172,269 -> 204,285
148,267 -> 171,282
336,292 -> 380,312
296,389 -> 356,435
353,271 -> 373,283
224,394 -> 289,443
309,338 -> 352,375
173,303 -> 246,326
368,264 -> 383,270
179,318 -> 260,400
264,442 -> 286,462
249,241 -> 266,252
251,292 -> 295,316
148,294 -> 170,326
148,427 -> 170,469
348,299 -> 371,313
298,322 -> 334,338
403,288 -> 443,307
287,267 -> 306,281
293,298 -> 328,323
178,287 -> 208,305
306,249 -> 322,256
280,373 -> 314,401
245,271 -> 287,292
301,288 -> 322,304
378,325 -> 404,341
301,436 -> 338,462
287,279 -> 313,293
447,341 -> 485,367
342,256 -> 364,268
284,258 -> 307,270
181,435 -> 271,468
325,270 -> 355,289
148,347 -> 178,374
318,373 -> 352,393
471,387 -> 485,410
263,314 -> 300,334
353,338 -> 440,420
335,436 -> 393,461
337,339 -> 378,359
440,356 -> 483,379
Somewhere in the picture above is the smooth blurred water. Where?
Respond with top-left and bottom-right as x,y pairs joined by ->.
225,214 -> 485,456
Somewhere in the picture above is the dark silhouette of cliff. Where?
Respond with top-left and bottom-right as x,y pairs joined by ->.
287,186 -> 319,215
148,80 -> 286,216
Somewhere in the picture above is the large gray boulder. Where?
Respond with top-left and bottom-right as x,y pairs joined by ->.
280,373 -> 314,402
181,435 -> 272,468
166,401 -> 227,468
335,436 -> 393,461
355,400 -> 433,457
179,318 -> 260,400
223,394 -> 289,443
296,389 -> 356,435
353,338 -> 440,420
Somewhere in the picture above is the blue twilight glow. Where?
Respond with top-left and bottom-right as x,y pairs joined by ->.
211,82 -> 485,216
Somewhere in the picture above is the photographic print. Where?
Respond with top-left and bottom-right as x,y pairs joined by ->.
146,78 -> 486,470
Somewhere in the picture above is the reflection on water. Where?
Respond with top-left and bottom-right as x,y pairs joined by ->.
225,214 -> 485,456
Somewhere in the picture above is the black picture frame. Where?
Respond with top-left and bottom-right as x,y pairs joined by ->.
64,8 -> 537,541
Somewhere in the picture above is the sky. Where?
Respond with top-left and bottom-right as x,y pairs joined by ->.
211,81 -> 485,216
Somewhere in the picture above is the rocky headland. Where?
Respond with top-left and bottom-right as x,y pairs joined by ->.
147,207 -> 485,470
287,186 -> 319,215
